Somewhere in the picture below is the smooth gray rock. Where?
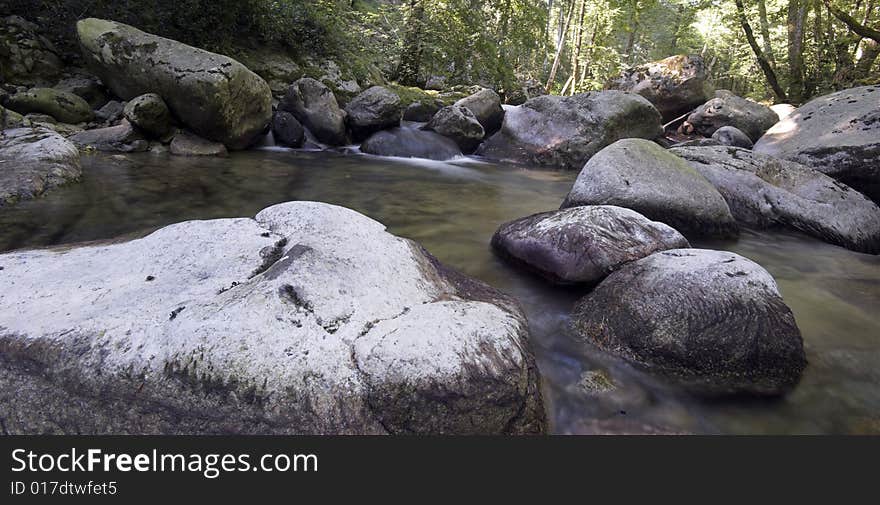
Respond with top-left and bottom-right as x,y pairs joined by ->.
76,18 -> 272,149
561,138 -> 737,237
571,248 -> 806,396
279,78 -> 347,146
0,201 -> 545,434
683,90 -> 778,141
478,91 -> 663,170
491,205 -> 690,284
671,145 -> 880,254
770,103 -> 796,121
754,85 -> 880,202
424,105 -> 485,153
361,127 -> 462,160
0,127 -> 80,206
5,87 -> 93,123
608,54 -> 714,121
711,126 -> 753,148
344,86 -> 402,141
170,130 -> 228,156
123,93 -> 172,139
69,120 -> 149,153
454,88 -> 504,135
95,100 -> 125,123
272,111 -> 305,148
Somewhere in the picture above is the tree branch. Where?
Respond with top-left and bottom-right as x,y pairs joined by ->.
825,0 -> 880,42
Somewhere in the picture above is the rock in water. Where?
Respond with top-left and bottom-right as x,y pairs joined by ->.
0,201 -> 545,434
491,206 -> 690,285
454,88 -> 505,135
170,130 -> 228,156
561,139 -> 737,237
68,120 -> 149,153
478,91 -> 663,170
361,127 -> 462,160
571,249 -> 806,396
754,85 -> 880,202
424,105 -> 485,153
608,54 -> 714,122
711,126 -> 753,149
5,87 -> 93,123
344,86 -> 402,141
279,78 -> 347,146
123,93 -> 172,139
0,127 -> 80,206
683,90 -> 778,141
671,145 -> 880,254
272,111 -> 305,148
76,18 -> 272,149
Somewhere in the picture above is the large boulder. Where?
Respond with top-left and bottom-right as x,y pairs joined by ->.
361,127 -> 462,161
5,87 -> 93,123
671,145 -> 880,254
571,249 -> 806,396
69,120 -> 149,153
478,91 -> 663,170
683,90 -> 778,141
561,139 -> 737,237
0,15 -> 63,86
344,86 -> 402,141
0,201 -> 545,434
123,93 -> 173,139
454,88 -> 504,135
754,85 -> 880,202
272,111 -> 305,148
424,105 -> 485,153
279,77 -> 348,146
0,127 -> 80,206
491,205 -> 689,285
76,18 -> 272,149
608,54 -> 714,122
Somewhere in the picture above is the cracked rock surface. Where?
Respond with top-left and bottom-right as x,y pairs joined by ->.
0,201 -> 545,434
0,127 -> 81,206
75,18 -> 272,149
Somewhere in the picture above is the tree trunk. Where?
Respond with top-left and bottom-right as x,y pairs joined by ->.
855,39 -> 880,78
735,0 -> 788,101
624,1 -> 641,63
758,0 -> 777,66
787,0 -> 808,103
570,0 -> 587,95
825,0 -> 880,43
545,0 -> 576,92
396,0 -> 426,87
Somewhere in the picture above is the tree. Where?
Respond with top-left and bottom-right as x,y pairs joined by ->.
734,0 -> 789,101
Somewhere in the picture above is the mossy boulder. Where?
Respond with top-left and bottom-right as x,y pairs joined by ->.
5,87 -> 93,123
76,18 -> 272,149
123,93 -> 172,139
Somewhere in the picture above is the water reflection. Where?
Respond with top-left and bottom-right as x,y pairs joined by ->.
1,150 -> 878,434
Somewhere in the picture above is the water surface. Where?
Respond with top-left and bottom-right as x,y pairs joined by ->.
2,149 -> 878,434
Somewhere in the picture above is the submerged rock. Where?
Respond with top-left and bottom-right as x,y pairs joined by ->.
5,87 -> 93,124
424,105 -> 485,153
754,85 -> 880,202
123,93 -> 172,139
608,54 -> 714,121
571,249 -> 806,396
478,91 -> 663,170
361,127 -> 462,160
76,18 -> 272,149
170,130 -> 228,157
683,90 -> 778,141
69,120 -> 149,153
0,201 -> 545,434
671,145 -> 880,254
0,127 -> 80,206
344,86 -> 402,141
272,111 -> 305,148
561,139 -> 737,237
279,77 -> 347,146
491,205 -> 689,285
454,88 -> 504,135
711,125 -> 753,149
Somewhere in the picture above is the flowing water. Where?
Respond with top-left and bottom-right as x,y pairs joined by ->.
1,148 -> 878,434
